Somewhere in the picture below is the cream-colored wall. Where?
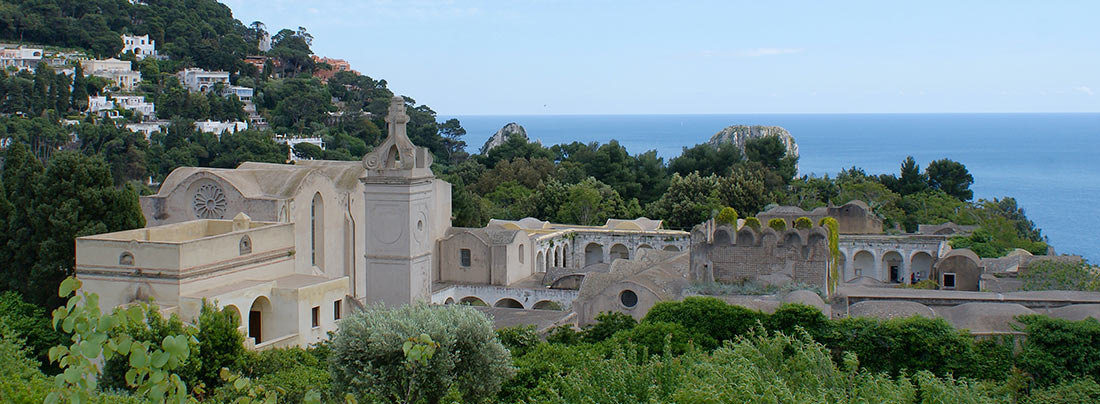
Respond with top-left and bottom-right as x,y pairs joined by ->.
282,278 -> 348,345
503,236 -> 533,285
576,281 -> 663,325
289,174 -> 345,278
438,233 -> 492,284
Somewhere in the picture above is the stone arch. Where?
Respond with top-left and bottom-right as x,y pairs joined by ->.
239,236 -> 252,255
562,243 -> 570,268
550,274 -> 585,290
911,251 -> 934,281
554,246 -> 561,267
882,251 -> 904,283
119,251 -> 134,265
386,144 -> 401,168
610,243 -> 629,261
459,296 -> 487,306
494,298 -> 524,309
663,245 -> 680,252
444,297 -> 455,305
248,296 -> 274,344
536,251 -> 545,273
713,229 -> 732,245
837,251 -> 848,279
637,244 -> 654,251
853,250 -> 875,279
311,192 -> 325,270
532,300 -> 561,310
545,249 -> 552,271
782,231 -> 803,247
585,242 -> 604,266
736,229 -> 756,245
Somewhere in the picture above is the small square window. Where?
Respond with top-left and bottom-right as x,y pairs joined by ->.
334,300 -> 342,320
460,249 -> 471,267
311,306 -> 320,328
943,273 -> 956,289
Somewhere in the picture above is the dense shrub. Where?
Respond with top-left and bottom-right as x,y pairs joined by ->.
1023,377 -> 1100,404
497,325 -> 541,357
0,323 -> 50,404
829,316 -> 978,378
498,342 -> 604,403
793,216 -> 813,230
743,216 -> 762,231
329,303 -> 514,403
768,218 -> 788,231
100,306 -> 202,391
581,312 -> 637,343
767,303 -> 832,341
1015,315 -> 1100,386
196,303 -> 246,389
545,325 -> 582,345
611,321 -> 715,356
643,296 -> 765,344
715,207 -> 738,226
0,291 -> 64,374
1019,260 -> 1100,292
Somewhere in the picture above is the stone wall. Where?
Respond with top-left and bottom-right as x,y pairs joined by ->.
691,222 -> 831,290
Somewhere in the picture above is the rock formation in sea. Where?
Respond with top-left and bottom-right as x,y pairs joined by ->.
707,125 -> 799,161
480,122 -> 528,155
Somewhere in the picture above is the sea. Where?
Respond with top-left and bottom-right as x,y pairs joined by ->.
441,113 -> 1100,263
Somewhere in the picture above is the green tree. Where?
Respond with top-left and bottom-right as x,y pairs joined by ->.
668,143 -> 742,177
196,303 -> 246,389
768,218 -> 787,231
581,312 -> 637,343
645,172 -> 722,230
897,156 -> 930,196
926,158 -> 974,201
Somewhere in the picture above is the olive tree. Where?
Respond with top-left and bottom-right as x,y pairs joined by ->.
329,303 -> 514,403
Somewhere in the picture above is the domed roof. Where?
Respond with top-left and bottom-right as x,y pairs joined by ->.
849,300 -> 936,320
937,303 -> 1034,333
781,289 -> 827,311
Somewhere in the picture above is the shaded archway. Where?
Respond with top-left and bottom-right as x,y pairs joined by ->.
444,297 -> 455,305
554,246 -> 561,267
911,251 -> 934,282
853,250 -> 874,279
713,230 -> 732,245
550,274 -> 585,290
533,300 -> 562,310
248,296 -> 273,344
882,251 -> 904,283
837,251 -> 848,279
536,251 -> 545,273
610,244 -> 629,262
494,298 -> 524,309
459,296 -> 487,306
562,244 -> 570,268
585,243 -> 604,266
663,245 -> 680,252
637,244 -> 654,251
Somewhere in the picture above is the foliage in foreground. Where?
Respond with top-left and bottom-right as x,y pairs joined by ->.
329,303 -> 514,403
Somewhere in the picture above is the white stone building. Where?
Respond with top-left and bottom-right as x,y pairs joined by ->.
76,96 -> 685,348
0,46 -> 43,71
121,34 -> 157,60
126,120 -> 170,140
177,68 -> 230,92
87,96 -> 115,114
113,95 -> 156,117
195,120 -> 248,135
224,85 -> 253,102
81,58 -> 141,91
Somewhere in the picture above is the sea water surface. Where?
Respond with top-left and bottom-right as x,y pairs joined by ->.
442,113 -> 1100,262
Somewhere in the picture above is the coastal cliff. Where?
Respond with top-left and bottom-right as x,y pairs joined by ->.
707,125 -> 799,160
480,122 -> 528,154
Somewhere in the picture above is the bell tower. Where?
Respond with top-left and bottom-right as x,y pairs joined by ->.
360,96 -> 444,305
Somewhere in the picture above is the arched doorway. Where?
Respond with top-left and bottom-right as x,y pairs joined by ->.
536,251 -> 545,273
911,252 -> 934,282
882,251 -> 904,283
663,245 -> 680,252
837,251 -> 848,280
554,247 -> 561,268
248,296 -> 273,344
853,250 -> 874,279
494,298 -> 524,309
584,243 -> 604,266
444,297 -> 455,305
610,244 -> 629,261
562,244 -> 570,268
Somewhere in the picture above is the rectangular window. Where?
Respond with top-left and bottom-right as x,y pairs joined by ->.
943,273 -> 956,289
460,249 -> 471,267
334,300 -> 342,320
311,306 -> 320,328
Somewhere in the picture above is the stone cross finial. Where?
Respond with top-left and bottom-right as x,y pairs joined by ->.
361,96 -> 434,178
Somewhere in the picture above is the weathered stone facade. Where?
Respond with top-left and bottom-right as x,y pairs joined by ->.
757,200 -> 883,235
690,220 -> 831,291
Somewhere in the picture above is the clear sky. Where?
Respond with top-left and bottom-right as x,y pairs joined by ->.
221,0 -> 1099,115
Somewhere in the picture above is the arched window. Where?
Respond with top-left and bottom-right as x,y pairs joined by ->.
311,193 -> 325,269
119,252 -> 134,266
518,244 -> 525,264
239,236 -> 252,255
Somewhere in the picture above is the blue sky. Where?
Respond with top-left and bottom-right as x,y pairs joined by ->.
221,0 -> 1099,115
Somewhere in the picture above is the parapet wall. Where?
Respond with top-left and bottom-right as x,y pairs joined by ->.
691,221 -> 831,290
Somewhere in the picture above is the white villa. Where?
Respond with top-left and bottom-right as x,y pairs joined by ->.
82,58 -> 141,91
121,34 -> 158,60
178,68 -> 230,92
0,46 -> 43,72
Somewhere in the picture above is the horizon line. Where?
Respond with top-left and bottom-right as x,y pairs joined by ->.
439,111 -> 1100,117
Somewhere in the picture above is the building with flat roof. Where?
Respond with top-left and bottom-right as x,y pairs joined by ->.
178,68 -> 230,92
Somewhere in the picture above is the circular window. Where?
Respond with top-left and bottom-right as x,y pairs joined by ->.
192,183 -> 227,219
619,289 -> 638,308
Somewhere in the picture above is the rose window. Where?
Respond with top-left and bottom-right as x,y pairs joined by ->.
193,183 -> 227,219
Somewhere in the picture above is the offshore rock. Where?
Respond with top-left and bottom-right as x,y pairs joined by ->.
480,122 -> 528,155
707,125 -> 799,160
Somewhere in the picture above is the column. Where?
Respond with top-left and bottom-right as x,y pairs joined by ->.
902,251 -> 913,285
